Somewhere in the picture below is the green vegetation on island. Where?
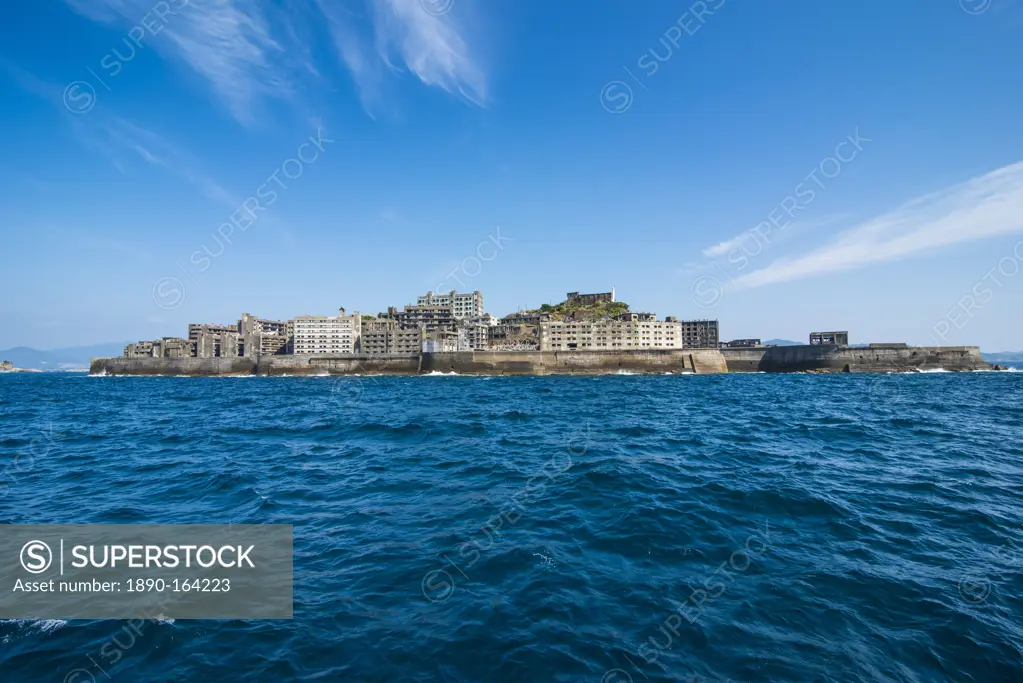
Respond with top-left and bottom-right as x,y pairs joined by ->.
525,297 -> 631,322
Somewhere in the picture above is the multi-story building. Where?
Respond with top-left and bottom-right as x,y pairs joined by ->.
500,311 -> 543,326
185,323 -> 240,358
469,313 -> 499,327
423,329 -> 461,353
188,323 -> 235,342
126,338 -> 197,358
359,319 -> 393,355
565,288 -> 615,306
619,312 -> 657,322
124,341 -> 155,357
394,304 -> 456,332
362,318 -> 425,354
393,328 -> 423,354
488,324 -> 539,351
677,319 -> 719,348
255,335 -> 290,355
155,337 -> 197,358
239,313 -> 291,356
539,317 -> 683,351
455,314 -> 498,351
292,308 -> 361,354
417,290 -> 483,319
462,324 -> 490,351
196,329 -> 240,358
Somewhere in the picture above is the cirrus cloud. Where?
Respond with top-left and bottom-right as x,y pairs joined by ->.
63,0 -> 487,123
733,162 -> 1023,288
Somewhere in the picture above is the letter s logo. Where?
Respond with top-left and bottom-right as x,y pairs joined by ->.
20,540 -> 52,574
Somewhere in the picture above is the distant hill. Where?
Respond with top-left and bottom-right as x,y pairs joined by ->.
983,351 -> 1023,363
763,339 -> 802,346
0,343 -> 128,370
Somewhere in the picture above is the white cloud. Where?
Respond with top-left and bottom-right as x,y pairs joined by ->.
702,213 -> 851,258
371,0 -> 485,105
733,162 -> 1023,288
64,0 -> 487,123
88,116 -> 239,206
314,0 -> 485,113
65,0 -> 294,125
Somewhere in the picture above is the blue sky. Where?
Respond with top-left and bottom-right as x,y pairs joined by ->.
2,0 -> 1023,351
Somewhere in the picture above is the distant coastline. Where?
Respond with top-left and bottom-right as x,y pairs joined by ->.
0,360 -> 42,373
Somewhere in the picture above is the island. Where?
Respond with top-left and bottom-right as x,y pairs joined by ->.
88,289 -> 994,376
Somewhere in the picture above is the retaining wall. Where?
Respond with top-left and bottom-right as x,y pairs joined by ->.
720,345 -> 988,373
91,345 -> 989,376
91,349 -> 728,376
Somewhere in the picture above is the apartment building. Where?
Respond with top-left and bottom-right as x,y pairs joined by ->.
423,329 -> 462,353
677,319 -> 720,348
462,324 -> 489,351
417,290 -> 483,319
539,318 -> 683,351
453,314 -> 497,351
361,319 -> 423,355
394,304 -> 457,332
292,308 -> 361,354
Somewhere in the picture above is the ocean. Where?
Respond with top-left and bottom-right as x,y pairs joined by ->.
1,371 -> 1021,682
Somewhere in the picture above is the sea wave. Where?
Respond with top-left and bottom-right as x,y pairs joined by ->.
1,372 -> 1021,681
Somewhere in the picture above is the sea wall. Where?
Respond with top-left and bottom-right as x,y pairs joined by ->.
421,349 -> 728,375
91,345 -> 989,376
91,349 -> 727,376
91,354 -> 420,376
90,356 -> 258,376
261,354 -> 420,376
720,345 -> 988,373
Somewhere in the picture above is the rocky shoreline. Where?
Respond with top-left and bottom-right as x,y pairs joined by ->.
0,360 -> 41,373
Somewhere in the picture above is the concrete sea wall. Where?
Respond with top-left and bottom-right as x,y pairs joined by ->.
90,356 -> 258,376
91,346 -> 989,376
92,349 -> 727,376
421,349 -> 727,375
720,345 -> 988,373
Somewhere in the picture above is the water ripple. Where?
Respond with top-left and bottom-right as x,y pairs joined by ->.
0,372 -> 1021,682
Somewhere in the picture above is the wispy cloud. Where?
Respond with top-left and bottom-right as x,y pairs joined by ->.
734,162 -> 1023,288
64,0 -> 297,125
371,0 -> 486,105
84,116 -> 239,206
702,214 -> 850,259
64,0 -> 487,123
314,0 -> 486,113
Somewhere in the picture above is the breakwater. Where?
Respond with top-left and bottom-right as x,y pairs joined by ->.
90,345 -> 989,376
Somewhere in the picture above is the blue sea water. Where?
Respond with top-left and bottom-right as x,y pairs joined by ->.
1,371 -> 1022,683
